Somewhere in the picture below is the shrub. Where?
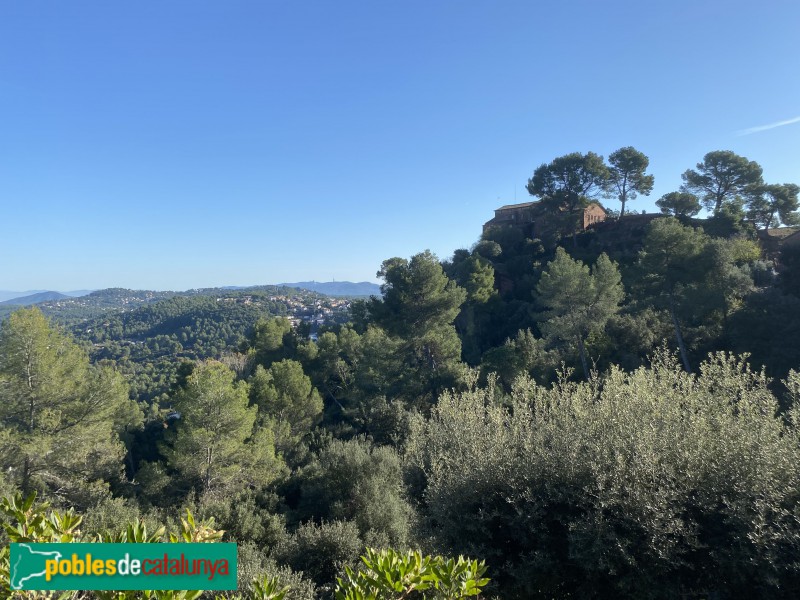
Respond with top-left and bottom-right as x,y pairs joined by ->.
409,350 -> 800,598
335,548 -> 489,600
275,520 -> 363,591
294,438 -> 414,547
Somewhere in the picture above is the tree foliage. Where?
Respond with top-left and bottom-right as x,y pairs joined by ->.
746,182 -> 800,230
250,359 -> 323,452
250,317 -> 294,368
526,151 -> 610,210
409,352 -> 800,599
367,251 -> 467,406
635,218 -> 710,371
163,361 -> 281,498
294,437 -> 414,548
605,146 -> 654,216
275,520 -> 364,590
536,248 -> 624,377
635,218 -> 758,372
0,308 -> 140,507
681,150 -> 763,213
526,152 -> 610,241
655,191 -> 701,217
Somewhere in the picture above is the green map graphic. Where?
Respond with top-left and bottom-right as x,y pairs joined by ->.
10,543 -> 63,590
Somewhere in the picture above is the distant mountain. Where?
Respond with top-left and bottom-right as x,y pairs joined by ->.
280,281 -> 381,297
0,283 -> 368,323
0,285 -> 330,325
0,290 -> 47,302
0,291 -> 70,306
0,289 -> 92,302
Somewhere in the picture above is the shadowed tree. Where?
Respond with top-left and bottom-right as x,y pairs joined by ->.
249,359 -> 323,454
249,317 -> 293,367
535,248 -> 624,378
165,361 -> 281,498
526,152 -> 610,245
294,437 -> 414,547
636,218 -> 708,372
605,146 -> 654,217
444,251 -> 498,364
656,191 -> 702,218
367,251 -> 467,406
681,150 -> 763,213
0,308 -> 141,506
746,183 -> 800,230
409,352 -> 800,598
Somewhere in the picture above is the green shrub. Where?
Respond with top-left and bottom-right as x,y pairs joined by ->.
275,520 -> 363,591
236,543 -> 317,600
409,350 -> 800,598
294,438 -> 414,547
334,548 -> 489,600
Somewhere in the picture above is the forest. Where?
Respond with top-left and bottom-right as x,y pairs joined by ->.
1,148 -> 800,599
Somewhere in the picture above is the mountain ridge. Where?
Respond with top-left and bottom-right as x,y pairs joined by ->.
0,282 -> 379,302
278,281 -> 380,297
0,290 -> 93,302
0,291 -> 70,306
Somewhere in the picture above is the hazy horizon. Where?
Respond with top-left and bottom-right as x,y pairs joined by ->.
0,280 -> 383,297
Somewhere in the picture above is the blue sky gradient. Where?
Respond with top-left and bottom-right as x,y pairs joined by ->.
2,1 -> 799,290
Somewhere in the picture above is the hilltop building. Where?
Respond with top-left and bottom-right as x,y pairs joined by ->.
483,200 -> 607,238
755,226 -> 800,259
783,230 -> 800,248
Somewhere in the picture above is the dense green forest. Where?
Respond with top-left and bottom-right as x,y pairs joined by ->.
2,149 -> 800,599
0,287 -> 348,405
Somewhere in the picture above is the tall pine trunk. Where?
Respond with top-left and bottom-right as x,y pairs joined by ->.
669,298 -> 692,373
577,336 -> 590,379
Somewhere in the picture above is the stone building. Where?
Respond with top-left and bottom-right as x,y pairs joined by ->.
482,200 -> 607,238
777,229 -> 800,248
756,226 -> 800,258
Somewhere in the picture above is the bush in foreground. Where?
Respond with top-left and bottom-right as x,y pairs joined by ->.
0,494 -> 487,600
408,350 -> 800,598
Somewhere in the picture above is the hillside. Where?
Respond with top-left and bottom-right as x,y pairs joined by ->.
0,286 -> 307,324
0,288 -> 183,322
0,286 -> 350,404
0,290 -> 69,305
280,281 -> 381,296
0,290 -> 47,302
69,288 -> 349,403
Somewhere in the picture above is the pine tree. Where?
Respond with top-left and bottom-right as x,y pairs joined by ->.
0,308 -> 140,505
605,146 -> 655,217
164,361 -> 281,498
636,218 -> 708,372
536,248 -> 624,378
367,251 -> 467,406
250,359 -> 323,454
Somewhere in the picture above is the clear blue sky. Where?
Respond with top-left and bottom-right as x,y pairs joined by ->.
2,0 -> 799,291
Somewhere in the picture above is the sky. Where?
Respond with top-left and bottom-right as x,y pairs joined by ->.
1,0 -> 799,291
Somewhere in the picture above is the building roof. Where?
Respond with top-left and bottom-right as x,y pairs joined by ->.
495,200 -> 606,212
781,230 -> 800,244
496,201 -> 539,211
761,226 -> 800,240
